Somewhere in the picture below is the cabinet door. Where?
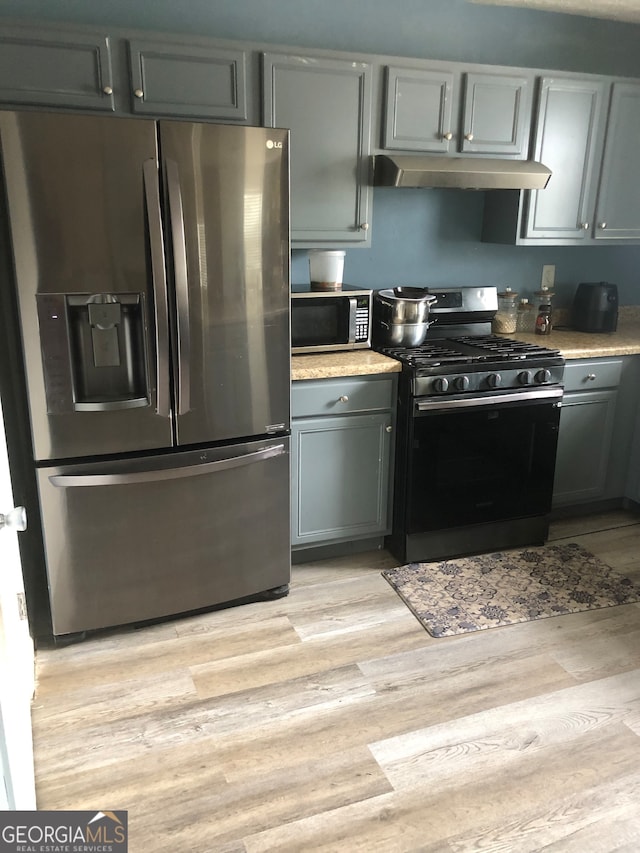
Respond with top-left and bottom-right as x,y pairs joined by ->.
291,413 -> 391,546
383,66 -> 455,153
128,40 -> 247,120
461,72 -> 532,156
523,77 -> 607,241
552,389 -> 617,506
0,27 -> 114,111
263,53 -> 372,245
594,82 -> 640,240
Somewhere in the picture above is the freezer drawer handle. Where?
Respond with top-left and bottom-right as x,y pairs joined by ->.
142,159 -> 171,418
48,444 -> 286,488
165,157 -> 191,416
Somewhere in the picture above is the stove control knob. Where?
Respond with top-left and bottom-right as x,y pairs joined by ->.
454,375 -> 470,391
536,368 -> 552,384
433,377 -> 449,393
486,373 -> 501,389
518,370 -> 532,385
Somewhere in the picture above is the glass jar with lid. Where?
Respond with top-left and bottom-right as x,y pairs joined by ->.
516,298 -> 536,333
492,287 -> 518,334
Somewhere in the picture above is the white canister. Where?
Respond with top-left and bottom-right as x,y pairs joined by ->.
309,250 -> 345,291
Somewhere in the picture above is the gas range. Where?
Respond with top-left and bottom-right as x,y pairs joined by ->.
375,286 -> 565,564
378,334 -> 565,398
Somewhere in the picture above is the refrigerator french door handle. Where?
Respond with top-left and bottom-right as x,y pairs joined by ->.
142,159 -> 171,418
165,157 -> 191,416
47,444 -> 286,487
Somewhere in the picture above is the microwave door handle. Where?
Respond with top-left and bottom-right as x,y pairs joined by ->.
348,298 -> 358,343
165,158 -> 191,415
142,159 -> 171,418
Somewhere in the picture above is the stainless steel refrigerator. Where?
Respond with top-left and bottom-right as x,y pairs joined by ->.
0,110 -> 291,640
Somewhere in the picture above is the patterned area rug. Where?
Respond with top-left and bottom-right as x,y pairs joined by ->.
382,542 -> 640,638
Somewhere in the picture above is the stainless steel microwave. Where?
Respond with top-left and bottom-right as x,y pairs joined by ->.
291,286 -> 373,354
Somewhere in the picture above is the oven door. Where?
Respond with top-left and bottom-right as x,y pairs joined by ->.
407,388 -> 562,533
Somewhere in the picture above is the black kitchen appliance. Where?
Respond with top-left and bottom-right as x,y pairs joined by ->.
374,286 -> 565,563
572,282 -> 619,333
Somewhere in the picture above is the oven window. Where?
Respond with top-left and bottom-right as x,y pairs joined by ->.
407,401 -> 560,533
291,298 -> 349,347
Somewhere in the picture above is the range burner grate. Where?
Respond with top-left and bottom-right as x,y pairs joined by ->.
379,335 -> 561,368
450,335 -> 561,360
378,342 -> 473,367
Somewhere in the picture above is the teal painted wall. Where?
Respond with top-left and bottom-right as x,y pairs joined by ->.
2,0 -> 640,305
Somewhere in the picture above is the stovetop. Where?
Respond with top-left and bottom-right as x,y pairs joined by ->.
376,334 -> 565,397
378,335 -> 561,369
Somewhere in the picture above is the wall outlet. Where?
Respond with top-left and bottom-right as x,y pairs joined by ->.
541,264 -> 555,290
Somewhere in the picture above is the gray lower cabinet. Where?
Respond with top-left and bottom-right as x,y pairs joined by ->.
553,359 -> 622,506
262,52 -> 372,246
291,376 -> 394,548
0,26 -> 115,111
127,40 -> 247,120
383,66 -> 532,157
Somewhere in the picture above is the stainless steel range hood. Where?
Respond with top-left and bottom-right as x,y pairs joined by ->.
374,154 -> 552,190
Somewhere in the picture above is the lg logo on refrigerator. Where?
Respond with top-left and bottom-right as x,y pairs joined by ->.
266,139 -> 283,149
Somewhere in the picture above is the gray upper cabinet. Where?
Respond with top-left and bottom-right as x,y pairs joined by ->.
383,65 -> 532,158
483,76 -> 610,245
127,40 -> 247,120
524,77 -> 608,241
262,52 -> 372,246
0,27 -> 115,111
593,82 -> 640,241
383,67 -> 454,153
462,72 -> 532,156
484,76 -> 640,245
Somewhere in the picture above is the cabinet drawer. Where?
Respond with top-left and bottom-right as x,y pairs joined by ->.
292,377 -> 393,417
563,359 -> 623,392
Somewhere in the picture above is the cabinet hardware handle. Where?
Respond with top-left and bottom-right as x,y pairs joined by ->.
587,373 -> 597,380
0,506 -> 27,532
465,133 -> 474,141
134,88 -> 144,99
102,85 -> 113,96
385,425 -> 392,433
338,395 -> 349,403
581,222 -> 590,230
598,222 -> 607,229
443,131 -> 453,141
360,222 -> 369,231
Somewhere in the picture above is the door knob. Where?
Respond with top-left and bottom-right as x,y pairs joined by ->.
0,506 -> 27,532
134,88 -> 144,99
443,131 -> 453,141
465,133 -> 474,141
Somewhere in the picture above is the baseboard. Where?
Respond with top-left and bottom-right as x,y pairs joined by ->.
292,536 -> 386,563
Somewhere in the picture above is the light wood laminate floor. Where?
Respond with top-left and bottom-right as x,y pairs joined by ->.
32,510 -> 640,852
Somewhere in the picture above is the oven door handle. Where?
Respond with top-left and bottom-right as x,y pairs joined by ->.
415,386 -> 563,413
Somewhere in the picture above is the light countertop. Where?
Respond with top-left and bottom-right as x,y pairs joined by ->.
506,307 -> 640,359
291,309 -> 640,381
291,349 -> 401,381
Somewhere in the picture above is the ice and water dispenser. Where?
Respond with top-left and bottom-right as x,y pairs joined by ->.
36,292 -> 149,413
